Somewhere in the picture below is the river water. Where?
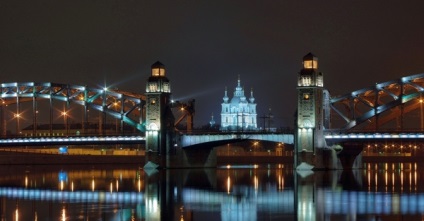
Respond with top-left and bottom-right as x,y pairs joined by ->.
0,162 -> 422,221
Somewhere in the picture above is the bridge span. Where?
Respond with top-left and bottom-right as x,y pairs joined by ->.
178,133 -> 294,148
0,135 -> 145,146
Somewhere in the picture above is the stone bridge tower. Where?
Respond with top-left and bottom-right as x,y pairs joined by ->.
145,61 -> 175,168
296,53 -> 333,169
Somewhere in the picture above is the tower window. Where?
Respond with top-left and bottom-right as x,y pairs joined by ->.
149,83 -> 158,92
152,67 -> 165,77
303,60 -> 318,69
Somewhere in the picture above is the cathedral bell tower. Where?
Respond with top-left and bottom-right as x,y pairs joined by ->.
296,53 -> 329,168
145,61 -> 175,167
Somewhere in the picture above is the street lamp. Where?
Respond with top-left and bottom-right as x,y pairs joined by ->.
14,113 -> 21,136
114,102 -> 119,134
62,111 -> 68,136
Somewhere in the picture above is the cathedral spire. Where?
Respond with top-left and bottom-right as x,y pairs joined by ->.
249,87 -> 255,103
223,86 -> 229,103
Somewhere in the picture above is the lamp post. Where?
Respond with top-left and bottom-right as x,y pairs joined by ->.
114,102 -> 119,134
420,96 -> 423,131
62,111 -> 68,136
14,113 -> 21,136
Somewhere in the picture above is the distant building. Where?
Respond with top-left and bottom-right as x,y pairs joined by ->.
220,76 -> 257,131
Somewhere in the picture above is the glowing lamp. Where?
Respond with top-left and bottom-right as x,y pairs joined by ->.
148,123 -> 159,131
303,52 -> 318,69
151,61 -> 166,77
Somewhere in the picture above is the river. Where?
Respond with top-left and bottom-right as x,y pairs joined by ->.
0,160 -> 422,220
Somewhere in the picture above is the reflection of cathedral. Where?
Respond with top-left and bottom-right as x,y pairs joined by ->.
220,76 -> 257,131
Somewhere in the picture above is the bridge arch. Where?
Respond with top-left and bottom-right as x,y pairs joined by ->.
0,82 -> 145,135
329,73 -> 424,132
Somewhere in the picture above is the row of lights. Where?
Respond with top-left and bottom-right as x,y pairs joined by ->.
0,136 -> 145,143
326,133 -> 424,139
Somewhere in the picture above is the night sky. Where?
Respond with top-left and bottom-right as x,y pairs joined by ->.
1,1 -> 424,128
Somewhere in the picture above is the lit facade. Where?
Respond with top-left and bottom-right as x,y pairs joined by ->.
296,53 -> 329,152
145,61 -> 175,160
220,77 -> 257,131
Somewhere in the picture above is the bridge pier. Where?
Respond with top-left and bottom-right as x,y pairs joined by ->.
336,143 -> 363,170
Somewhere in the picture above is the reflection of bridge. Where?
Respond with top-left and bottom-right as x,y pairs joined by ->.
5,185 -> 423,218
0,187 -> 144,204
182,188 -> 424,216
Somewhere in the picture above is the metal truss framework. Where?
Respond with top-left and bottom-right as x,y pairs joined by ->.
0,82 -> 145,132
330,73 -> 424,132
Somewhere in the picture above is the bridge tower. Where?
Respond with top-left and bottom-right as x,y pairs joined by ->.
296,53 -> 333,169
145,61 -> 175,168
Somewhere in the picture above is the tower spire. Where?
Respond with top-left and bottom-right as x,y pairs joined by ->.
223,86 -> 229,103
249,87 -> 255,103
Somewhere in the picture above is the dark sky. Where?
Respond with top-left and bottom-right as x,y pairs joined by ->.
1,1 -> 424,128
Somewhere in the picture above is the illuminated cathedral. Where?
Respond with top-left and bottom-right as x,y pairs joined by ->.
220,76 -> 257,131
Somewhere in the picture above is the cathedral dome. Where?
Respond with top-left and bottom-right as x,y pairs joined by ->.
230,96 -> 240,104
221,76 -> 257,131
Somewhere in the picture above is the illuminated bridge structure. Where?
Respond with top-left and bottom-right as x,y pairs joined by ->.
327,73 -> 424,134
2,73 -> 424,148
180,73 -> 424,148
0,82 -> 146,134
0,82 -> 195,136
0,135 -> 145,146
178,133 -> 294,148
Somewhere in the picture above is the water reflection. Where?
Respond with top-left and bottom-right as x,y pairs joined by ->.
0,163 -> 424,220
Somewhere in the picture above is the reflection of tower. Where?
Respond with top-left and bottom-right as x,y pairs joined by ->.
145,61 -> 175,167
296,53 -> 329,167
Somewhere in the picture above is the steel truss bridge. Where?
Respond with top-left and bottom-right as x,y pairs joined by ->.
2,73 -> 424,145
0,82 -> 194,137
329,73 -> 424,132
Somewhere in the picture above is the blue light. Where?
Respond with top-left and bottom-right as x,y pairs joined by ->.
58,146 -> 68,154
